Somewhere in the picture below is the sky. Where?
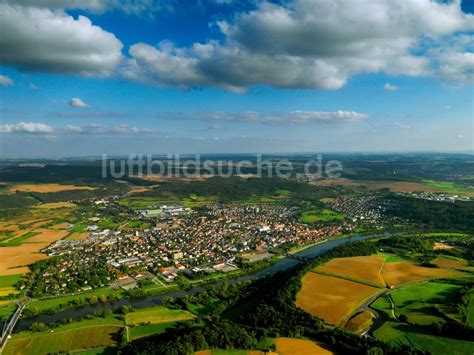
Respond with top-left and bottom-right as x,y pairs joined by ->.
0,0 -> 473,158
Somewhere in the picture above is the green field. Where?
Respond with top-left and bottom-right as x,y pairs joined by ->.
389,281 -> 461,325
372,283 -> 474,354
373,319 -> 474,355
374,253 -> 407,263
423,180 -> 474,196
119,196 -> 217,209
126,220 -> 151,228
26,287 -> 125,313
0,301 -> 17,322
468,292 -> 474,327
4,321 -> 123,355
129,322 -> 176,340
125,306 -> 194,325
299,209 -> 345,223
5,305 -> 196,353
0,274 -> 22,288
0,231 -> 41,246
187,298 -> 221,317
276,189 -> 291,196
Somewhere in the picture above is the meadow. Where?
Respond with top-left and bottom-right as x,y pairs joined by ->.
299,209 -> 345,223
468,292 -> 474,327
372,293 -> 474,354
129,322 -> 177,340
125,306 -> 194,326
422,180 -> 474,196
26,287 -> 125,313
388,281 -> 462,325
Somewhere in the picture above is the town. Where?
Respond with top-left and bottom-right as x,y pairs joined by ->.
31,202 -> 358,297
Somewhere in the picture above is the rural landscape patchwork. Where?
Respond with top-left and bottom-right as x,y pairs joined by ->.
0,155 -> 472,354
0,0 -> 473,354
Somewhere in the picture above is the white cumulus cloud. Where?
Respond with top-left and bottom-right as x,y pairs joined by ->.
0,3 -> 123,76
0,122 -> 54,133
0,74 -> 13,86
123,0 -> 474,91
162,110 -> 368,125
384,83 -> 400,91
68,98 -> 90,108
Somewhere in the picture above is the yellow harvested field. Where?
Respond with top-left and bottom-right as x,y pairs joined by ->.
19,219 -> 54,228
296,272 -> 379,325
297,255 -> 462,327
0,288 -> 19,296
315,255 -> 385,286
432,257 -> 468,269
7,184 -> 96,193
433,242 -> 455,250
0,228 -> 68,275
0,252 -> 47,275
381,262 -> 457,287
26,229 -> 68,243
344,311 -> 375,333
274,337 -> 333,355
34,202 -> 77,209
50,222 -> 71,229
0,224 -> 21,233
66,232 -> 90,240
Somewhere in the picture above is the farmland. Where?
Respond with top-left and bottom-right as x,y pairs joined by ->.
125,306 -> 194,326
388,281 -> 462,325
195,338 -> 332,355
274,337 -> 333,355
6,184 -> 96,193
312,178 -> 474,196
0,274 -> 21,296
380,261 -> 457,287
297,253 -> 461,326
372,288 -> 474,354
296,272 -> 380,325
468,292 -> 474,327
344,311 -> 375,333
25,287 -> 125,313
315,255 -> 386,287
195,350 -> 264,355
0,202 -> 77,277
432,255 -> 469,269
129,322 -> 177,340
3,324 -> 122,355
5,304 -> 198,353
0,229 -> 70,275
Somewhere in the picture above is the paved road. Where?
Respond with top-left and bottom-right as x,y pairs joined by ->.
0,299 -> 28,353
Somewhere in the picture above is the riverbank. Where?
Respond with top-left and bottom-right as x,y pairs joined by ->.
11,232 -> 392,332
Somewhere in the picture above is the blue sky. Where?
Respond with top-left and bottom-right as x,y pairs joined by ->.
0,0 -> 473,157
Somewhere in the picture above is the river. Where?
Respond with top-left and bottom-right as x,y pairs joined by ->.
14,233 -> 390,332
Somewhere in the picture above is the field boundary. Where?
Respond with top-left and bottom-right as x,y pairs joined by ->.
311,270 -> 384,289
